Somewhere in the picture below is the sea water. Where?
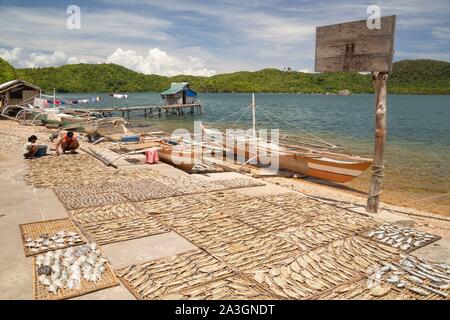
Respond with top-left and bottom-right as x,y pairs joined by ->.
60,92 -> 450,197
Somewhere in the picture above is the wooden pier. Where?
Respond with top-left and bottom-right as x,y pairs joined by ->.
85,103 -> 203,119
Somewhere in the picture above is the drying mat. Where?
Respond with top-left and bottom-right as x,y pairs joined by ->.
154,176 -> 225,195
314,255 -> 450,300
54,191 -> 126,210
137,194 -> 207,215
314,277 -> 447,300
205,233 -> 301,272
211,178 -> 266,190
19,218 -> 87,257
171,218 -> 261,251
257,193 -> 335,217
79,214 -> 170,245
276,221 -> 357,252
361,223 -> 441,253
24,154 -> 112,188
158,274 -> 277,300
110,178 -> 182,202
116,249 -> 233,300
230,202 -> 314,233
53,182 -> 117,198
68,202 -> 145,224
32,252 -> 119,300
246,235 -> 400,300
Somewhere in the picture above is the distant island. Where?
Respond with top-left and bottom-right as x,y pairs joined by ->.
1,58 -> 449,95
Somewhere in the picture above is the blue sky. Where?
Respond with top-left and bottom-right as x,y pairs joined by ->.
0,0 -> 449,75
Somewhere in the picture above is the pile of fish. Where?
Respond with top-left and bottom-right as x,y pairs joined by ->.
365,224 -> 440,252
377,255 -> 449,298
69,203 -> 145,224
80,215 -> 169,245
25,230 -> 83,253
35,243 -> 108,294
117,250 -> 232,299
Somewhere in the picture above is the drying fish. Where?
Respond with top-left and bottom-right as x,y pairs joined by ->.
34,243 -> 107,295
408,287 -> 430,296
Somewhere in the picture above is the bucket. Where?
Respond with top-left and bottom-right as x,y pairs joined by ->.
35,145 -> 48,157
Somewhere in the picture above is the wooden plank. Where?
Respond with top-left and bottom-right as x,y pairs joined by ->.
315,15 -> 396,72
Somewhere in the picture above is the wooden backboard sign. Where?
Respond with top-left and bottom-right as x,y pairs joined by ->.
315,15 -> 396,72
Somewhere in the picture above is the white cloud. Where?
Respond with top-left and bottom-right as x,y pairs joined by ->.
0,47 -> 87,68
107,48 -> 216,76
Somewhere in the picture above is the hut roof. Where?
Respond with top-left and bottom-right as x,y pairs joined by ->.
160,82 -> 197,96
0,79 -> 40,94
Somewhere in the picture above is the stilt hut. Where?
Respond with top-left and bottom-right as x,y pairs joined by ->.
0,79 -> 41,111
160,82 -> 198,106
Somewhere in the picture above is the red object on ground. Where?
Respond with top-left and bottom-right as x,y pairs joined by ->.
145,148 -> 159,164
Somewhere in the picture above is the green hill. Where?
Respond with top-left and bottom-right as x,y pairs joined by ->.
1,58 -> 448,94
0,58 -> 16,83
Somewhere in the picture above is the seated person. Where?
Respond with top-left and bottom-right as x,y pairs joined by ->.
56,131 -> 79,155
24,135 -> 38,159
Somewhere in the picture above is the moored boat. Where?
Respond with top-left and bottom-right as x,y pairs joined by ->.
202,94 -> 372,183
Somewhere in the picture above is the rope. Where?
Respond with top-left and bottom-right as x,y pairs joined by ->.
254,104 -> 337,148
398,193 -> 450,205
207,104 -> 251,126
229,106 -> 250,130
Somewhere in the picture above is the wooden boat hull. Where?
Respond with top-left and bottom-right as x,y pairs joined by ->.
157,145 -> 201,172
228,140 -> 371,183
279,153 -> 372,183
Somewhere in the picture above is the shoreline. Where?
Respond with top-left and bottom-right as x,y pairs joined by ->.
0,119 -> 448,217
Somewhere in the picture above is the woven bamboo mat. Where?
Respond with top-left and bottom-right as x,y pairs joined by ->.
313,255 -> 450,300
204,232 -> 301,272
79,214 -> 170,245
159,275 -> 277,300
24,154 -> 113,188
361,223 -> 441,253
54,190 -> 126,210
68,202 -> 145,224
276,221 -> 356,252
172,218 -> 260,250
110,178 -> 182,202
32,251 -> 119,300
19,218 -> 87,257
257,193 -> 330,218
245,235 -> 400,299
116,249 -> 233,300
53,182 -> 117,197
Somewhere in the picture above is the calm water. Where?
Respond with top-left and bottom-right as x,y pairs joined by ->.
60,92 -> 450,194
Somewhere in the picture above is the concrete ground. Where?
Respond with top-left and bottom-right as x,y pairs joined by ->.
1,136 -> 449,299
0,151 -> 196,300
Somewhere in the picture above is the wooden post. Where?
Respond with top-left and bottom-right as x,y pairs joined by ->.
366,72 -> 389,213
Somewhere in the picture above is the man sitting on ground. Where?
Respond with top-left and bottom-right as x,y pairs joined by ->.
23,135 -> 38,159
56,131 -> 79,155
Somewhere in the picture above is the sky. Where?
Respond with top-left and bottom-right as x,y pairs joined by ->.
0,0 -> 449,76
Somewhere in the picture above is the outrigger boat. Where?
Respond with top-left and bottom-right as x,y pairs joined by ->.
202,94 -> 372,183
